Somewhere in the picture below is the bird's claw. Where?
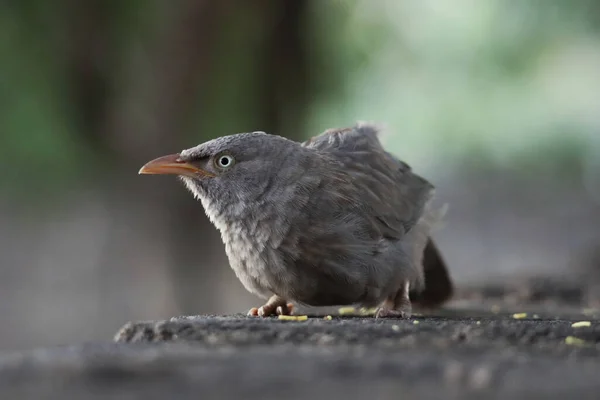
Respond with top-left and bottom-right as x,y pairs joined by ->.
376,280 -> 412,318
276,304 -> 294,316
247,302 -> 294,317
375,307 -> 411,319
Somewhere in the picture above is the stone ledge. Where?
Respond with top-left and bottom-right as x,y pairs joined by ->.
0,311 -> 598,400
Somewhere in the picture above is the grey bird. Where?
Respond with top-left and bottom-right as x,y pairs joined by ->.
139,122 -> 453,318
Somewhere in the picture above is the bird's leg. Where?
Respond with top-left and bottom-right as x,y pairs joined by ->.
374,297 -> 396,318
393,280 -> 413,318
247,295 -> 294,317
376,281 -> 412,319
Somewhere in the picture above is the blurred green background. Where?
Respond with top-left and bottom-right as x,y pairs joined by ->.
0,0 -> 599,350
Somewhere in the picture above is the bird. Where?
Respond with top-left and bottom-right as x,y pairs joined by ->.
139,122 -> 453,318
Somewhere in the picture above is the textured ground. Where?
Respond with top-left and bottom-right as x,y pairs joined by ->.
0,304 -> 599,400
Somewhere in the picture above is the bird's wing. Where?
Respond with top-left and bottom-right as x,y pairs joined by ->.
302,122 -> 434,240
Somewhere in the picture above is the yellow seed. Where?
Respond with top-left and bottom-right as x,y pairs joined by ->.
359,307 -> 378,315
413,320 -> 419,325
571,321 -> 591,328
565,336 -> 589,346
324,315 -> 333,320
391,325 -> 400,331
512,313 -> 527,319
338,307 -> 356,315
278,315 -> 308,321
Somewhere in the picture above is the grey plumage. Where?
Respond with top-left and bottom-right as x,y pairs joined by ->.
139,122 -> 453,317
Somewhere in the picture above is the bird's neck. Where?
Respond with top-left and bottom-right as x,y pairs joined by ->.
182,169 -> 321,249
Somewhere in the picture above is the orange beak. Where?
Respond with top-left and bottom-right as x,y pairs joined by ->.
138,153 -> 214,178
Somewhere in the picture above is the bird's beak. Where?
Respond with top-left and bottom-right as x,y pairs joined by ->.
138,153 -> 214,178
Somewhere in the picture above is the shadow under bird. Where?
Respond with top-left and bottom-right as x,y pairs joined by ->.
139,123 -> 453,318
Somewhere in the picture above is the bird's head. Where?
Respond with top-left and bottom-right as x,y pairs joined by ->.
139,131 -> 310,212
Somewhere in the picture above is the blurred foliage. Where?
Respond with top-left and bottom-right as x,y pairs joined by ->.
1,0 -> 599,196
306,0 -> 600,178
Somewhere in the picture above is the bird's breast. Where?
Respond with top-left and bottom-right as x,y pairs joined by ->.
219,219 -> 288,298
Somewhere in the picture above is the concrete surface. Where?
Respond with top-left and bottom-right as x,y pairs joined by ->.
0,306 -> 599,400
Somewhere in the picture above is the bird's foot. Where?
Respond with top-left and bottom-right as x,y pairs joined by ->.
247,295 -> 294,317
247,303 -> 294,317
375,280 -> 412,319
375,306 -> 411,319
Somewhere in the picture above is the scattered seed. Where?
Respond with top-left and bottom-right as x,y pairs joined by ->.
338,307 -> 356,315
565,336 -> 589,347
413,320 -> 420,325
278,315 -> 308,321
476,321 -> 481,325
391,325 -> 400,331
571,321 -> 591,328
359,307 -> 378,315
324,315 -> 333,320
512,313 -> 527,319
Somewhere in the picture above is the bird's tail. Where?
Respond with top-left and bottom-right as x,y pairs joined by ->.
407,202 -> 454,308
407,201 -> 447,276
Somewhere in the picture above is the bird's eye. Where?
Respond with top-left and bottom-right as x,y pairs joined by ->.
215,154 -> 235,169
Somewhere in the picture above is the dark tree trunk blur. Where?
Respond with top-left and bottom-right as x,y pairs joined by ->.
166,0 -> 313,312
104,0 -> 226,313
57,0 -> 315,314
63,0 -> 113,157
260,0 -> 311,137
60,0 -> 226,313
